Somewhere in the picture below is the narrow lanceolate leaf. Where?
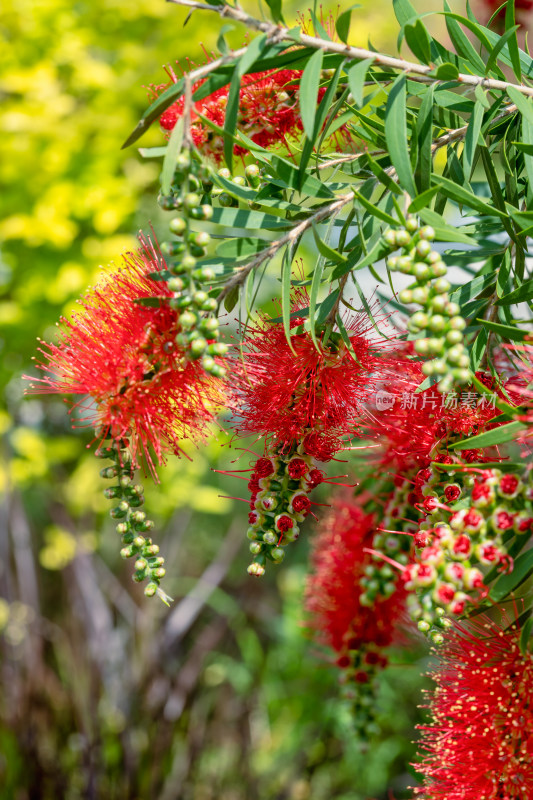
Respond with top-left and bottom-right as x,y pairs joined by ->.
491,549 -> 533,602
308,255 -> 326,351
476,318 -> 530,342
312,223 -> 347,264
415,84 -> 434,192
385,74 -> 417,197
450,420 -> 528,450
484,24 -> 521,77
463,101 -> 484,181
505,0 -> 522,81
404,19 -> 432,64
430,174 -> 508,219
346,57 -> 375,108
161,118 -> 184,195
300,48 -> 324,140
336,6 -> 360,44
281,252 -> 296,356
496,277 -> 533,305
469,327 -> 488,372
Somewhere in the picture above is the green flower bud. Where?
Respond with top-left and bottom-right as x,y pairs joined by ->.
179,311 -> 197,329
181,254 -> 197,272
428,314 -> 446,332
427,337 -> 444,354
414,339 -> 430,355
387,256 -> 399,270
249,542 -> 263,555
192,231 -> 211,248
411,311 -> 429,329
247,562 -> 265,577
416,240 -> 432,259
447,344 -> 465,364
183,192 -> 201,209
395,229 -> 411,247
397,255 -> 413,274
449,315 -> 466,331
169,216 -> 187,236
383,230 -> 397,247
445,301 -> 460,316
445,329 -> 462,345
270,547 -> 285,563
452,368 -> 471,383
202,356 -> 216,372
419,225 -> 435,240
430,295 -> 447,313
144,582 -> 158,597
218,167 -> 231,179
399,289 -> 413,304
189,337 -> 208,358
433,278 -> 451,294
219,192 -> 236,207
167,276 -> 184,292
120,545 -> 135,559
207,342 -> 229,356
412,286 -> 429,304
207,363 -> 226,379
413,262 -> 431,281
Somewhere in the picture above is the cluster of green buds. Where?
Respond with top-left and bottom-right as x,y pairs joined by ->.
96,441 -> 172,605
246,451 -> 323,576
361,477 -> 414,606
158,151 -> 227,378
384,217 -> 470,393
340,647 -> 389,744
211,163 -> 262,207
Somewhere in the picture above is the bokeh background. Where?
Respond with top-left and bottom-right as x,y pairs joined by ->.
0,0 -> 503,797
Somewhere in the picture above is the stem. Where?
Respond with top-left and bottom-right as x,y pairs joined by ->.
217,191 -> 355,304
167,0 -> 533,99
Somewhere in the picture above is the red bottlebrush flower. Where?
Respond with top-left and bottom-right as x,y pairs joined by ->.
414,616 -> 533,800
28,236 -> 222,476
368,356 -> 518,473
230,292 -> 392,457
150,66 -> 307,161
305,497 -> 405,657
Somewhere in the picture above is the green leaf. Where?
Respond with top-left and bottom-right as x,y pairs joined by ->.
133,297 -> 166,307
346,57 -> 374,108
431,62 -> 459,80
160,118 -> 184,196
217,24 -> 234,56
122,77 -> 184,149
308,254 -> 326,351
138,146 -> 167,159
520,616 -> 533,656
312,223 -> 347,264
506,85 -> 533,124
505,0 -> 522,81
224,285 -> 240,313
470,327 -> 488,372
315,290 -> 340,324
476,318 -> 530,341
485,24 -> 521,76
449,273 -> 497,304
216,238 -> 269,258
491,549 -> 533,602
209,207 -> 291,230
392,0 -> 418,26
281,253 -> 296,356
474,83 -> 490,109
442,8 -> 492,73
407,186 -> 439,213
385,74 -> 416,197
417,208 -> 478,245
404,19 -> 432,64
415,84 -> 434,193
430,174 -> 508,219
264,0 -> 285,23
336,6 -> 360,43
300,48 -> 324,140
351,190 -> 396,226
496,277 -> 533,305
463,101 -> 484,181
366,153 -> 403,195
450,420 -> 528,450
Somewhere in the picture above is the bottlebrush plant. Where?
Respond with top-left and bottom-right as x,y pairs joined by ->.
28,0 -> 533,793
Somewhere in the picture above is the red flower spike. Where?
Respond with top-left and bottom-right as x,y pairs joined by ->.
305,498 -> 406,657
28,236 -> 223,477
414,616 -> 533,800
230,293 -> 393,457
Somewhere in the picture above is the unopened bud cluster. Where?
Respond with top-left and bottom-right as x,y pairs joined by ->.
339,647 -> 389,742
97,441 -> 171,604
211,163 -> 262,207
246,451 -> 323,576
361,478 -> 414,606
159,151 -> 227,377
384,218 -> 470,393
405,464 -> 533,634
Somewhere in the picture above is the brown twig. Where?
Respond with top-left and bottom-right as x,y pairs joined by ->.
216,191 -> 355,304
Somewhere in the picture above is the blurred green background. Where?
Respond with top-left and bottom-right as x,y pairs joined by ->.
0,0 -> 465,797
